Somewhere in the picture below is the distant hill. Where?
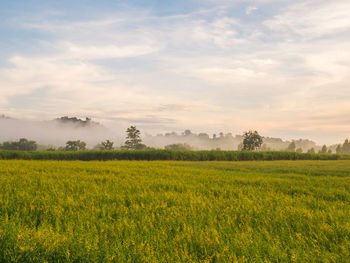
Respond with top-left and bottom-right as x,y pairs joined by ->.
53,116 -> 102,128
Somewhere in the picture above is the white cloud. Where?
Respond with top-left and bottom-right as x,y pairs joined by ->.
246,6 -> 258,15
2,0 -> 350,143
264,0 -> 350,39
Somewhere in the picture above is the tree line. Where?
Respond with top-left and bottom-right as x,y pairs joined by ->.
1,125 -> 349,154
0,126 -> 146,151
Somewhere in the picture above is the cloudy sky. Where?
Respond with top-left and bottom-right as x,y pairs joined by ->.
1,0 -> 350,144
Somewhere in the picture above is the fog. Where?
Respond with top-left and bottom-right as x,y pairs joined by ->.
0,116 -> 338,152
0,118 -> 123,148
143,132 -> 326,152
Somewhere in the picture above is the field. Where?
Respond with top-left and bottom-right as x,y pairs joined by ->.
0,160 -> 349,262
0,149 -> 349,161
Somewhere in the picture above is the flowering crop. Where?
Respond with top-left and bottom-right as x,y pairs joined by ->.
0,160 -> 349,262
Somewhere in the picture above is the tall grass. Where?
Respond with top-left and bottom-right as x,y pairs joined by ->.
0,149 -> 348,161
0,160 -> 349,262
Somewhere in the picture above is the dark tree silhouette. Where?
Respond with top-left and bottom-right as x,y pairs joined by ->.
101,140 -> 114,150
0,138 -> 37,151
242,131 -> 263,151
65,140 -> 86,151
124,126 -> 145,150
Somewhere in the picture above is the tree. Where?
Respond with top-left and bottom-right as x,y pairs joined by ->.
287,142 -> 296,152
242,130 -> 263,151
0,138 -> 37,151
320,145 -> 327,154
307,148 -> 315,154
336,144 -> 342,154
165,143 -> 193,151
101,140 -> 114,150
65,140 -> 86,151
296,148 -> 303,153
124,126 -> 145,150
342,139 -> 350,154
183,130 -> 192,136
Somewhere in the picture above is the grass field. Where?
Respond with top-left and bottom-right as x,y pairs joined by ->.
1,149 -> 349,161
0,160 -> 349,262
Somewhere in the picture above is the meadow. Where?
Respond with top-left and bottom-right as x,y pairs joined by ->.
0,160 -> 349,262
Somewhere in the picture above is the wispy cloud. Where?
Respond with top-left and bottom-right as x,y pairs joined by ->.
246,6 -> 258,15
1,0 -> 350,143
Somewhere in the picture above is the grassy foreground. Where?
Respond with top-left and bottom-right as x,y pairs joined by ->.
0,160 -> 349,262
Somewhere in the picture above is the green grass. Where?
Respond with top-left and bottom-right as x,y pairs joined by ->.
0,149 -> 349,161
0,160 -> 349,262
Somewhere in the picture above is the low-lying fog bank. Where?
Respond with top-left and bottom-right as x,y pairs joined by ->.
0,116 -> 341,152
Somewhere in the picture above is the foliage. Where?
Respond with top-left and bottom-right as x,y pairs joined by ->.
0,138 -> 37,151
242,130 -> 263,151
336,139 -> 350,154
287,142 -> 296,152
0,149 -> 347,161
164,143 -> 193,151
296,147 -> 303,153
149,131 -> 319,151
319,145 -> 328,154
55,116 -> 98,127
307,148 -> 315,154
65,140 -> 86,151
101,140 -> 114,150
0,160 -> 349,262
123,126 -> 146,150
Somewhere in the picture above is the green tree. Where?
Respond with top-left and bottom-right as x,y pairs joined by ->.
342,139 -> 350,154
242,130 -> 263,151
307,148 -> 315,154
101,140 -> 114,150
65,140 -> 86,151
336,144 -> 342,154
124,126 -> 145,150
287,142 -> 296,152
0,138 -> 37,151
320,145 -> 327,154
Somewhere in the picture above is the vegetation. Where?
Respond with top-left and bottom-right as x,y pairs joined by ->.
0,149 -> 348,161
164,143 -> 193,151
336,139 -> 350,154
146,130 -> 323,151
319,145 -> 328,154
0,160 -> 349,262
54,116 -> 99,127
307,148 -> 316,154
123,126 -> 146,150
94,140 -> 115,150
0,138 -> 37,151
242,130 -> 263,151
287,142 -> 296,152
64,140 -> 86,151
101,140 -> 114,150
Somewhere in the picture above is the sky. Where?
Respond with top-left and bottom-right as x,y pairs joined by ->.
1,0 -> 350,144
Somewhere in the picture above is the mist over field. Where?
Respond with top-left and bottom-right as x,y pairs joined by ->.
0,115 -> 335,152
0,117 -> 120,148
